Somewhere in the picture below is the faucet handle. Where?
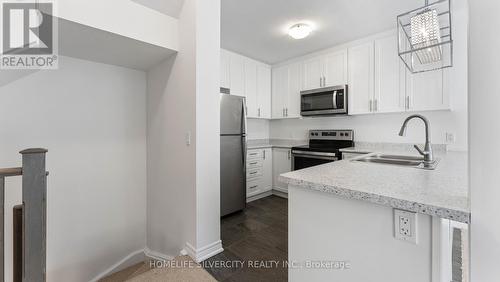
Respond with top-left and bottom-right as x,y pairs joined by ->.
413,144 -> 425,156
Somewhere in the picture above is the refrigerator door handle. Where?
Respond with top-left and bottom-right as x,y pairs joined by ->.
242,98 -> 247,136
242,99 -> 247,167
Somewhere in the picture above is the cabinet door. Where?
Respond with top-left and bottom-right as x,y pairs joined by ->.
374,35 -> 406,113
272,148 -> 292,193
272,65 -> 288,118
229,52 -> 246,97
262,148 -> 273,192
406,69 -> 449,111
220,49 -> 231,89
348,42 -> 375,115
287,62 -> 302,118
302,57 -> 323,90
244,59 -> 258,117
257,64 -> 271,119
323,50 -> 348,87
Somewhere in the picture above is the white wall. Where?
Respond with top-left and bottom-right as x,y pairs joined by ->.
469,1 -> 500,281
268,0 -> 468,151
0,56 -> 147,281
270,109 -> 466,150
194,0 -> 222,257
147,0 -> 221,262
247,119 -> 270,140
58,0 -> 178,50
146,0 -> 197,258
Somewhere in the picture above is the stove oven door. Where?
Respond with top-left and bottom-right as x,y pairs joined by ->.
291,150 -> 338,170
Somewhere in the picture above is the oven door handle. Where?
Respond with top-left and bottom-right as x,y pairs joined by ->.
292,151 -> 338,161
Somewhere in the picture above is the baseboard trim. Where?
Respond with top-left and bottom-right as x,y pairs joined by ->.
247,190 -> 272,203
272,189 -> 288,199
89,249 -> 145,282
144,247 -> 175,262
184,240 -> 224,263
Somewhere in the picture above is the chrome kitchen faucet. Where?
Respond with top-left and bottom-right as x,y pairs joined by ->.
398,114 -> 435,164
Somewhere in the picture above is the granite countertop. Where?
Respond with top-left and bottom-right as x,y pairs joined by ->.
247,139 -> 306,149
279,147 -> 470,223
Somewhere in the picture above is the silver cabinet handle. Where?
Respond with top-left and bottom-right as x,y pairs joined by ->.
369,100 -> 373,112
406,96 -> 410,110
320,77 -> 322,87
282,107 -> 285,117
285,108 -> 288,117
288,150 -> 291,160
249,185 -> 258,189
374,99 -> 378,112
258,108 -> 261,117
263,150 -> 266,160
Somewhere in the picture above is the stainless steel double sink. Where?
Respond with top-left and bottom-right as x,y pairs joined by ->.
353,153 -> 439,170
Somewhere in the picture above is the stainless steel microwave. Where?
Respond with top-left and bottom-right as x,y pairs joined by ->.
300,85 -> 348,116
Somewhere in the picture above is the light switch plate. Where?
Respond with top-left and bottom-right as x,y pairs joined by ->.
394,209 -> 418,244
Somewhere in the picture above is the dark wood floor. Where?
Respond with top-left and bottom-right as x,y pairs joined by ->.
204,195 -> 288,282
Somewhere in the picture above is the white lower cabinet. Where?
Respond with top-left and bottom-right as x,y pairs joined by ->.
272,148 -> 292,193
246,148 -> 272,199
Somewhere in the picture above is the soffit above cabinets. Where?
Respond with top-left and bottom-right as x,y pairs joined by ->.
222,0 -> 423,64
131,0 -> 185,18
54,1 -> 179,70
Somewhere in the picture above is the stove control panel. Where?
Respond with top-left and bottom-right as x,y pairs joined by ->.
309,130 -> 354,141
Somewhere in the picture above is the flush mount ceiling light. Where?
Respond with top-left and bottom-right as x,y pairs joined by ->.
288,23 -> 312,40
397,0 -> 453,73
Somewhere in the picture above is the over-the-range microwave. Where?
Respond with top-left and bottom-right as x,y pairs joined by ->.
300,85 -> 348,116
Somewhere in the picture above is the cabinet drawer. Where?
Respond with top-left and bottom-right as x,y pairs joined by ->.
247,167 -> 263,179
247,159 -> 263,169
247,178 -> 262,197
247,150 -> 263,160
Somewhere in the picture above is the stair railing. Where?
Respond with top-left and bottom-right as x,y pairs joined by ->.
0,148 -> 48,282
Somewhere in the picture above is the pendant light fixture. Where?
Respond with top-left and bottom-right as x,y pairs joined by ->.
397,0 -> 453,73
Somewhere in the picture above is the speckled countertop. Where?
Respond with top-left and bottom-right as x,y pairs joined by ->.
247,139 -> 306,149
279,146 -> 470,223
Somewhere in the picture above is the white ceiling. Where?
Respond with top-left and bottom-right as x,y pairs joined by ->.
132,0 -> 185,18
222,0 -> 424,64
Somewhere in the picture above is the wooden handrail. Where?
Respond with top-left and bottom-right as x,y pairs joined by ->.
0,167 -> 22,178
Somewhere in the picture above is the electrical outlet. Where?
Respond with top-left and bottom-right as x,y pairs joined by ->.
445,132 -> 456,144
394,209 -> 418,244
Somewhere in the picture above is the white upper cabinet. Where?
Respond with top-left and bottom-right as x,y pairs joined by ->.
245,58 -> 273,118
302,50 -> 348,91
348,42 -> 375,115
323,50 -> 348,87
374,35 -> 406,113
272,65 -> 288,118
267,30 -> 451,119
302,57 -> 323,90
257,65 -> 272,119
406,69 -> 450,111
220,49 -> 231,89
221,49 -> 272,118
229,52 -> 246,97
244,59 -> 258,117
271,62 -> 301,119
287,62 -> 302,118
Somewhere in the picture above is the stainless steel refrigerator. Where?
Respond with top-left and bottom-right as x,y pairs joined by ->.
220,94 -> 247,216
